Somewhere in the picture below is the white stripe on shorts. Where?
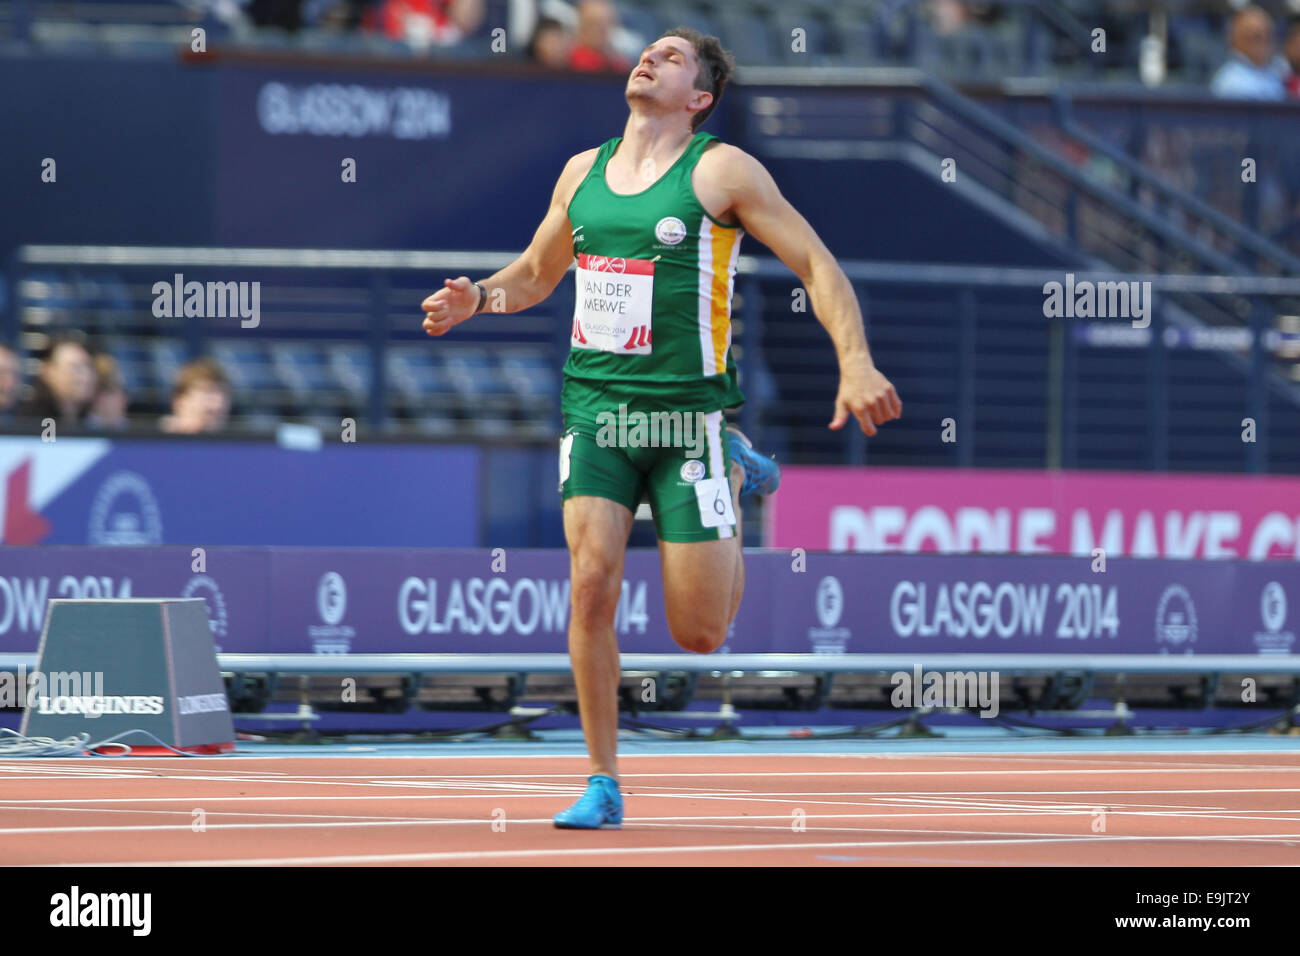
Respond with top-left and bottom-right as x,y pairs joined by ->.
703,410 -> 732,539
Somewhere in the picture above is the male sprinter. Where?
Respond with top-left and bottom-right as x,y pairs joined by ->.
421,27 -> 902,828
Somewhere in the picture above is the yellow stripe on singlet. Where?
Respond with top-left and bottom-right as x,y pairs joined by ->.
708,225 -> 739,372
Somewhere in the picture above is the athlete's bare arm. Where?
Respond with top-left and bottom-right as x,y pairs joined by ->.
702,144 -> 902,436
421,148 -> 598,336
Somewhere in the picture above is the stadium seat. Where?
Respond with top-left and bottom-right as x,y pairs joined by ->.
150,339 -> 188,391
652,2 -> 720,41
27,0 -> 192,27
414,413 -> 459,438
210,341 -> 283,398
766,4 -> 833,65
825,5 -> 882,63
386,347 -> 457,404
1170,18 -> 1227,84
497,347 -> 557,401
302,411 -> 342,433
103,338 -> 153,396
442,347 -> 512,399
271,343 -> 346,406
615,5 -> 661,46
715,9 -> 774,65
73,273 -> 132,318
19,271 -> 78,312
327,344 -> 374,402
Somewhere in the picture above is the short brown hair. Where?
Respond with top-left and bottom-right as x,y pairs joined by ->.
659,26 -> 734,131
93,352 -> 124,395
43,331 -> 91,364
172,357 -> 230,402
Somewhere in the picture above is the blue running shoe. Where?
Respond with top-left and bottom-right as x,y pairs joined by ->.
553,774 -> 623,830
727,425 -> 781,498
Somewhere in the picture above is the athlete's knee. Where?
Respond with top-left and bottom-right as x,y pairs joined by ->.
669,621 -> 727,655
569,554 -> 623,623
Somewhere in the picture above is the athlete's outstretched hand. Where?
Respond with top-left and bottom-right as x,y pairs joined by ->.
830,359 -> 902,437
422,276 -> 481,337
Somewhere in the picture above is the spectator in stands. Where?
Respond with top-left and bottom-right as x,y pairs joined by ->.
928,0 -> 969,35
1211,4 -> 1287,100
0,343 -> 21,425
160,358 -> 232,435
18,333 -> 96,427
374,0 -> 484,50
86,353 -> 129,431
315,0 -> 369,30
567,0 -> 629,73
528,16 -> 573,69
247,0 -> 304,32
1283,17 -> 1300,97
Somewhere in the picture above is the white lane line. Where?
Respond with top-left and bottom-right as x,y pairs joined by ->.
78,764 -> 1290,780
0,805 -> 430,822
0,768 -> 154,777
6,818 -> 1291,837
72,768 -> 1300,779
51,832 -> 1300,867
3,767 -> 1288,792
11,807 -> 1300,836
0,764 -> 292,776
9,750 -> 1300,762
0,820 -> 510,835
4,787 -> 1300,806
920,755 -> 1300,769
873,797 -> 1228,810
455,768 -> 1300,777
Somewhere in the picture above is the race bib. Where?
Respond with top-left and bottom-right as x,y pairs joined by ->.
694,477 -> 736,529
571,252 -> 654,354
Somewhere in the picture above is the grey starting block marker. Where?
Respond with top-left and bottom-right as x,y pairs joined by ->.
21,598 -> 234,753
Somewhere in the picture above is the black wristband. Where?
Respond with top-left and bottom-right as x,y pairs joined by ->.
473,281 -> 489,314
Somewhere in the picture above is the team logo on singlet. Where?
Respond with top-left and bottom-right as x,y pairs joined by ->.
680,459 -> 706,483
655,216 -> 687,246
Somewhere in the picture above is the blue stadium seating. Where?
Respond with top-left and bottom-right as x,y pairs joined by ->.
283,345 -> 354,411
328,344 -> 374,403
210,341 -> 282,398
104,338 -> 153,396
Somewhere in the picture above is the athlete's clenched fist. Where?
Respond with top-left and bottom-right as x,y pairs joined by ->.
829,359 -> 902,437
421,276 -> 482,337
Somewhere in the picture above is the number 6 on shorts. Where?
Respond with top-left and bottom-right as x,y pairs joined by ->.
693,476 -> 736,529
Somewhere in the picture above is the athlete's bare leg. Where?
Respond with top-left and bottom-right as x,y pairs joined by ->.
564,495 -> 635,780
658,461 -> 746,653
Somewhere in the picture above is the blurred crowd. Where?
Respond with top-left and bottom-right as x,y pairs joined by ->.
245,0 -> 635,72
525,0 -> 629,72
230,0 -> 1300,98
0,335 -> 232,435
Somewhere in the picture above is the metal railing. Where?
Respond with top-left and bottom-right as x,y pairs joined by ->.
10,244 -> 1300,471
739,257 -> 1300,470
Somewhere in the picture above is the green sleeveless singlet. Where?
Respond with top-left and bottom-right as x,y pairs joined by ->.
561,131 -> 746,425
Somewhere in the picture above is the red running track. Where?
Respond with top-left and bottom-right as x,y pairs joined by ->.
2,751 -> 1299,866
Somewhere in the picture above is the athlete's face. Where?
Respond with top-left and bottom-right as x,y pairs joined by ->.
626,37 -> 711,120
